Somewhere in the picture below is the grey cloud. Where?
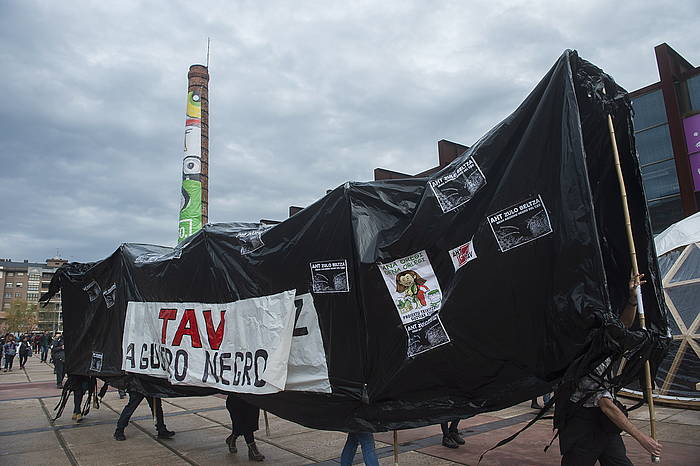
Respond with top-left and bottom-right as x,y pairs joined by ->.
0,0 -> 695,262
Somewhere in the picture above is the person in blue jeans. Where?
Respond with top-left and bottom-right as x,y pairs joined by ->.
340,432 -> 379,466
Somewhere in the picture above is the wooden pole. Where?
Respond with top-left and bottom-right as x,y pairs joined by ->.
264,410 -> 270,437
393,430 -> 399,465
606,103 -> 660,463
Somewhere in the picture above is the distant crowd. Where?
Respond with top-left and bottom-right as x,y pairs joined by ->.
1,331 -> 65,381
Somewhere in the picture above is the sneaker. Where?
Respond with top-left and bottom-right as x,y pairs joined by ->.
157,430 -> 175,439
442,435 -> 459,449
450,431 -> 465,445
71,413 -> 78,420
75,413 -> 83,423
114,431 -> 126,441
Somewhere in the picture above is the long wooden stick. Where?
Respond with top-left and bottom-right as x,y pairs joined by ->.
606,106 -> 660,463
393,430 -> 399,465
264,410 -> 270,437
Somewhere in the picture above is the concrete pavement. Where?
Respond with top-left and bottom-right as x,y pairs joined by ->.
0,353 -> 698,465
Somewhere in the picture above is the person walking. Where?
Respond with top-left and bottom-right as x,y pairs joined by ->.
50,332 -> 65,387
559,274 -> 662,465
40,332 -> 51,363
340,432 -> 379,466
225,394 -> 265,461
3,335 -> 18,371
70,375 -> 93,423
113,390 -> 175,441
18,335 -> 31,369
441,419 -> 465,448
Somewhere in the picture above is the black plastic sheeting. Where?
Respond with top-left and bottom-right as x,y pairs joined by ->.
45,50 -> 669,432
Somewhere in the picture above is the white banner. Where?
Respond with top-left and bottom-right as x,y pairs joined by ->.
122,290 -> 330,394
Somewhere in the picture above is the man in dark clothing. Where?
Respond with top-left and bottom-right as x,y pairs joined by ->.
559,274 -> 662,465
225,394 -> 265,461
40,332 -> 51,362
114,390 -> 175,441
50,333 -> 65,387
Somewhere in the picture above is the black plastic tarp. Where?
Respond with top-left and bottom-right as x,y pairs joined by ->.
46,50 -> 668,432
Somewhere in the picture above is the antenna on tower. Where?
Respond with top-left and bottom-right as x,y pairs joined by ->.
206,37 -> 211,68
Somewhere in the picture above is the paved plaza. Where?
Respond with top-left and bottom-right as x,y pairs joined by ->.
0,354 -> 698,465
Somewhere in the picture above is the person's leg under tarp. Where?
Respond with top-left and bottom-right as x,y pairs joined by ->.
340,432 -> 360,466
146,396 -> 174,439
114,391 -> 145,441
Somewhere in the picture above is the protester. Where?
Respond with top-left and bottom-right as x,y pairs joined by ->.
40,332 -> 51,363
340,432 -> 379,466
50,332 -> 65,387
114,390 -> 175,441
441,419 -> 464,448
559,274 -> 663,465
70,375 -> 92,423
3,335 -> 17,372
18,335 -> 31,369
225,394 -> 265,461
33,333 -> 41,353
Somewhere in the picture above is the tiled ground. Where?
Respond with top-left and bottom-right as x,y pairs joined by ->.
0,353 -> 697,465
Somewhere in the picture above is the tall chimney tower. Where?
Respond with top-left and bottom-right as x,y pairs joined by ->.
178,65 -> 210,242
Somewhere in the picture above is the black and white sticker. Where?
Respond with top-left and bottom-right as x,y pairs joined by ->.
90,351 -> 103,372
135,250 -> 182,264
487,195 -> 553,252
310,260 -> 350,293
103,283 -> 117,309
82,280 -> 101,302
429,156 -> 487,213
448,240 -> 477,271
236,225 -> 273,255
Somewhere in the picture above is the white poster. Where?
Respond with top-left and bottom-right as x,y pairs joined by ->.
122,290 -> 330,394
285,293 -> 331,392
379,251 -> 450,357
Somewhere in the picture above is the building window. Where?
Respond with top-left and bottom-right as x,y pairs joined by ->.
636,124 -> 673,166
28,284 -> 39,291
29,273 -> 41,280
15,292 -> 21,298
17,272 -> 24,276
687,75 -> 700,113
2,303 -> 9,309
7,272 -> 14,277
632,90 -> 685,234
632,90 -> 667,130
5,283 -> 12,288
3,292 -> 11,298
0,271 -> 3,278
641,160 -> 681,200
15,283 -> 22,288
648,195 -> 685,233
27,293 -> 40,301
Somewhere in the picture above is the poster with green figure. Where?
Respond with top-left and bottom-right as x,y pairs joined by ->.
178,90 -> 203,243
179,179 -> 202,242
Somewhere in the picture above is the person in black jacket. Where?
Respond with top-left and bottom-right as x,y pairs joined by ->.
50,333 -> 65,388
18,335 -> 31,369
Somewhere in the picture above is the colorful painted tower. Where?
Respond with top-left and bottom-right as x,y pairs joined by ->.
178,65 -> 210,242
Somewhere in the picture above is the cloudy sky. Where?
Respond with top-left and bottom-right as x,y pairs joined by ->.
0,1 -> 695,263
